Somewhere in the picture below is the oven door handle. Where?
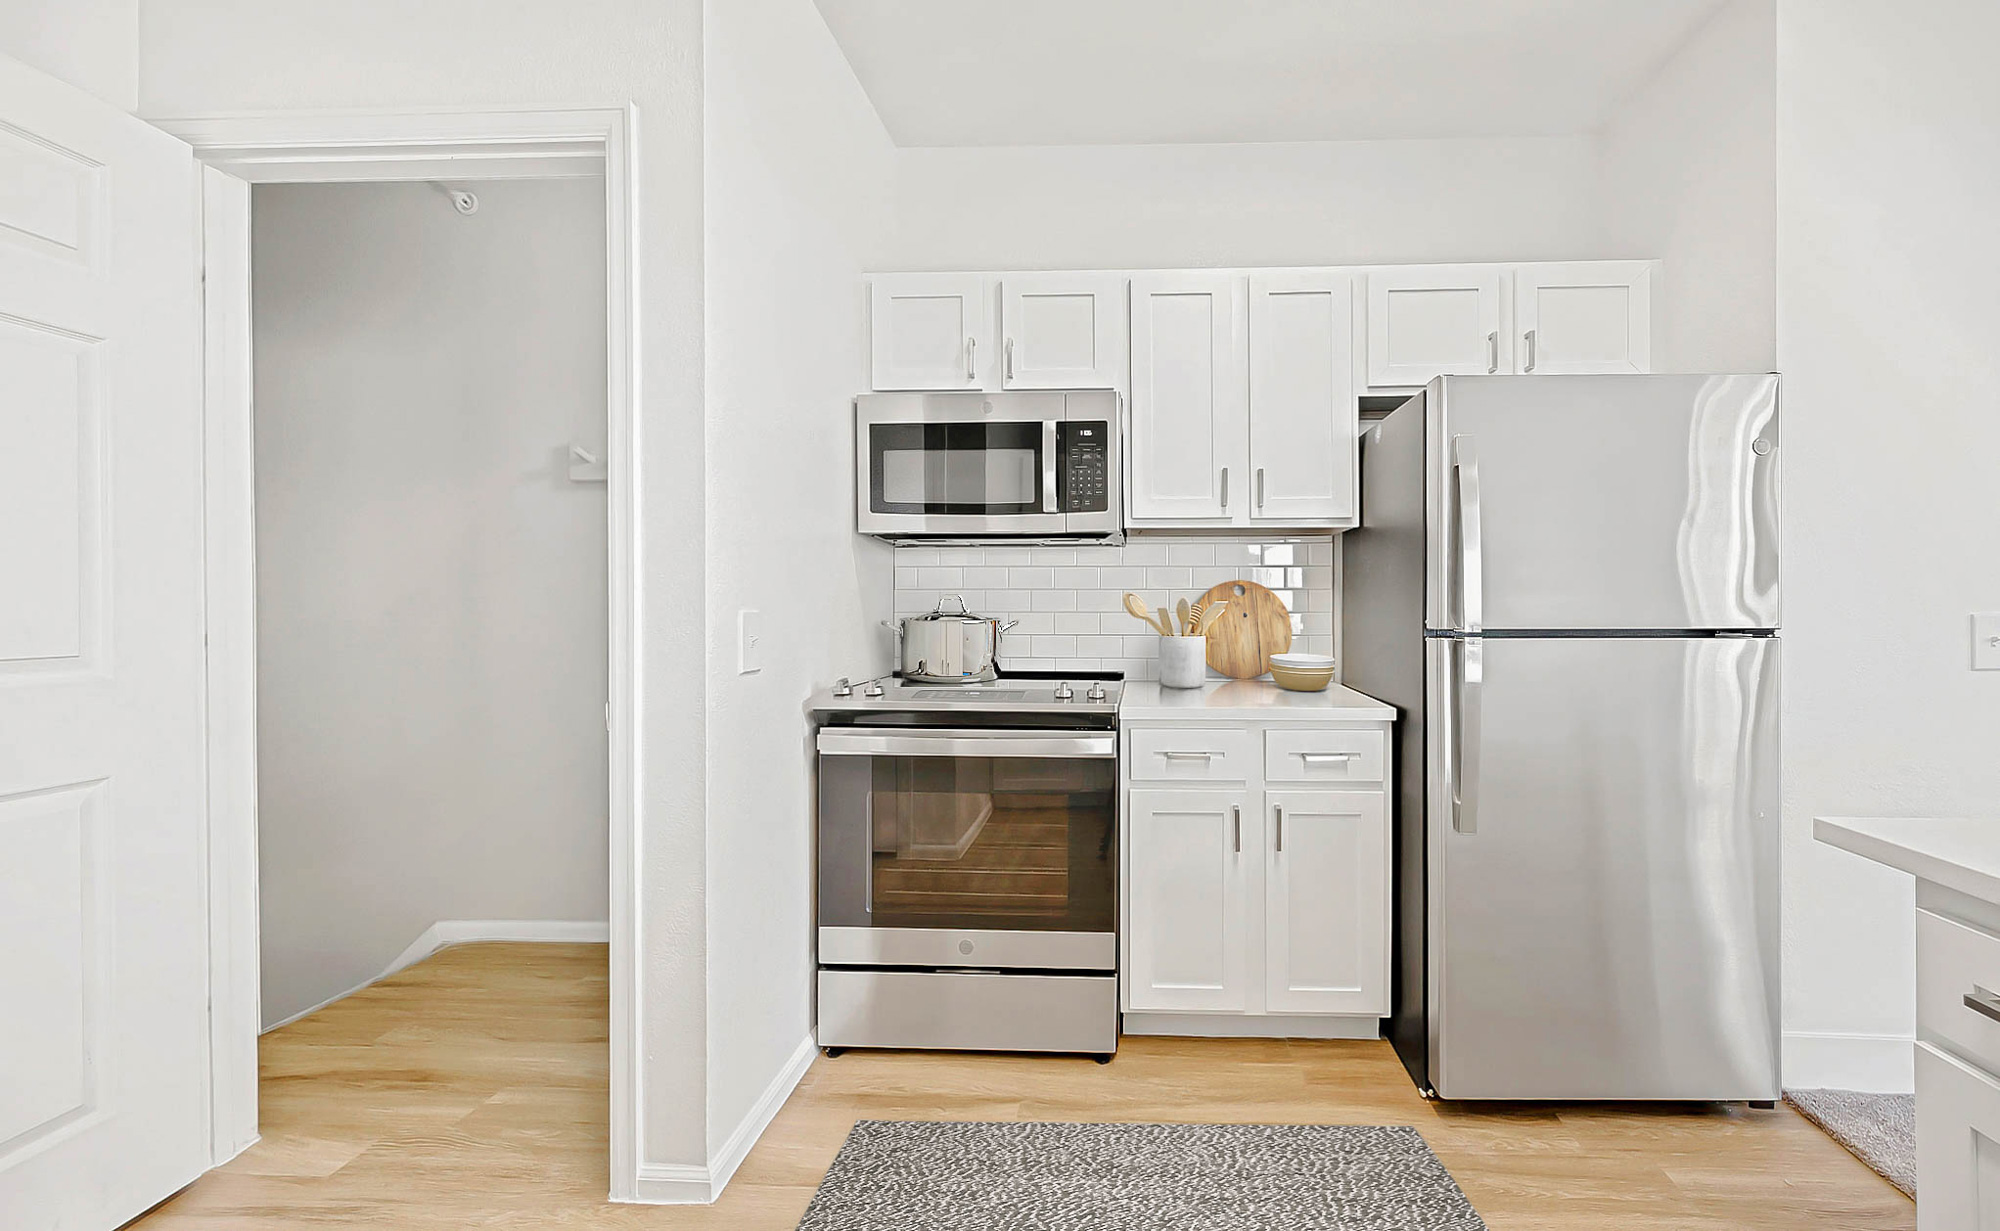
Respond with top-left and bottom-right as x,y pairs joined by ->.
817,728 -> 1115,759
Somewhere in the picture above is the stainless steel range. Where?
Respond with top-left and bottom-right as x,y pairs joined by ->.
810,671 -> 1123,1060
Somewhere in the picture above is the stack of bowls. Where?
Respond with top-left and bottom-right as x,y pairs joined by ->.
1268,652 -> 1336,692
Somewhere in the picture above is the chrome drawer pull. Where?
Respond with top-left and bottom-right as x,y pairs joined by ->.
1965,988 -> 2000,1024
1161,751 -> 1215,761
1299,751 -> 1358,763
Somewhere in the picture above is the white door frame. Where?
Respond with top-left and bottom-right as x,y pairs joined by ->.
150,106 -> 642,1200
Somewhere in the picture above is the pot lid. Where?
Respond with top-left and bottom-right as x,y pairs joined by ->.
905,594 -> 997,624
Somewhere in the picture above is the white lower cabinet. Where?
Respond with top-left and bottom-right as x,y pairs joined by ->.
1917,1042 -> 2000,1230
1122,721 -> 1392,1033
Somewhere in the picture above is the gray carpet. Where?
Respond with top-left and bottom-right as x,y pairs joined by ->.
796,1120 -> 1486,1230
1785,1088 -> 1916,1197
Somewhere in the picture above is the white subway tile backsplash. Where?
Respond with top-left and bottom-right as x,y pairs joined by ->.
886,536 -> 1339,676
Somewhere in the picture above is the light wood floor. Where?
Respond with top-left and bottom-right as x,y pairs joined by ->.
133,942 -> 1912,1229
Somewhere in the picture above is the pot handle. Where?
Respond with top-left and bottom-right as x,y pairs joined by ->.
998,619 -> 1019,633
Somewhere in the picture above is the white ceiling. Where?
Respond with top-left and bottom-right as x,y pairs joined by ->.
814,0 -> 1729,147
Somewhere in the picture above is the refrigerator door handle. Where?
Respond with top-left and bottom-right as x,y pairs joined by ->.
1454,637 -> 1484,834
1452,435 -> 1484,634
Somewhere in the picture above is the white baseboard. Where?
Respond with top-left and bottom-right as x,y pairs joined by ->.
620,1035 -> 818,1205
1784,1030 -> 1915,1093
262,918 -> 611,1033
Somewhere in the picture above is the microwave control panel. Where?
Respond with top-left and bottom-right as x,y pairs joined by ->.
1058,421 -> 1110,513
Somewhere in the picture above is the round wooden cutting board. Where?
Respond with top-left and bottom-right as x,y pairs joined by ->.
1197,579 -> 1294,679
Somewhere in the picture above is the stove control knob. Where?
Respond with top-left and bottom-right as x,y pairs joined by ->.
864,680 -> 886,698
831,677 -> 853,697
1053,682 -> 1074,701
1086,683 -> 1107,703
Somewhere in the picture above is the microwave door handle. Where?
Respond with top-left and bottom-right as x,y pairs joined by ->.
1043,420 -> 1059,513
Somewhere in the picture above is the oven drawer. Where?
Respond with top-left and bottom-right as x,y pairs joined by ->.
817,968 -> 1118,1054
1919,907 -> 2000,1076
1264,728 -> 1386,785
1128,727 -> 1255,784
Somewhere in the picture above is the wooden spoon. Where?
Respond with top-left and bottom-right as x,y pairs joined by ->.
1197,600 -> 1229,634
1176,598 -> 1191,636
1123,592 -> 1169,635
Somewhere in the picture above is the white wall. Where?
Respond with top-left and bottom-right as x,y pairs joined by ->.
0,0 -> 137,110
1776,0 -> 2000,1091
129,0 -> 714,1178
887,137 -> 1614,271
250,179 -> 609,1028
700,0 -> 894,1172
1598,0 -> 1777,373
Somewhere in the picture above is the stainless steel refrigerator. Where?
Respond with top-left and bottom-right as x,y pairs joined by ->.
1343,374 -> 1781,1102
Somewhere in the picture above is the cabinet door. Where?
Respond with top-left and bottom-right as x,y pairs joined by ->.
1248,271 -> 1356,524
999,273 -> 1125,390
1514,261 -> 1654,375
1125,788 -> 1254,1013
870,273 -> 990,390
1264,790 -> 1388,1016
1128,272 -> 1247,522
1364,266 -> 1505,387
1916,1041 -> 2000,1231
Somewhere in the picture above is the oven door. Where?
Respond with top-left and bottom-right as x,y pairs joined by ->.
817,727 -> 1117,971
856,393 -> 1069,536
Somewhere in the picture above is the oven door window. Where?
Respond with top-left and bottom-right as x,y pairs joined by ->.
869,421 -> 1044,515
821,751 -> 1114,932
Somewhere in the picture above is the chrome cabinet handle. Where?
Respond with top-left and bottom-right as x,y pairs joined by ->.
1232,804 -> 1242,854
1005,337 -> 1016,381
1161,750 -> 1214,761
1220,467 -> 1230,510
1299,751 -> 1356,763
1486,331 -> 1499,374
1967,989 -> 2000,1023
1256,467 -> 1266,509
1274,803 -> 1284,853
1524,328 -> 1538,372
966,335 -> 977,381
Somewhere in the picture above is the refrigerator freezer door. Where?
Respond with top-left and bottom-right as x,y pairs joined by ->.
1425,374 -> 1780,633
1428,634 -> 1780,1100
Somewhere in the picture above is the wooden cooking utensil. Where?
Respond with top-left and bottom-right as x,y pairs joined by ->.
1176,598 -> 1192,636
1196,600 -> 1228,635
1196,580 -> 1293,679
1157,607 -> 1172,638
1123,592 -> 1169,635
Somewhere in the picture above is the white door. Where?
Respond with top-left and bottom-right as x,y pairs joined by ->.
1514,261 -> 1654,375
999,273 -> 1124,390
1128,272 -> 1246,522
1248,271 -> 1356,525
1125,788 -> 1254,1013
0,54 -> 212,1230
869,272 -> 989,390
1264,791 -> 1388,1016
1364,265 -> 1505,387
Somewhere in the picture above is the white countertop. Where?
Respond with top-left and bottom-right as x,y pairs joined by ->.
1119,678 -> 1395,722
1817,816 -> 2000,905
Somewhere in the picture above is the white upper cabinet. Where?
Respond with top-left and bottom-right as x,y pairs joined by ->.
1364,265 -> 1506,388
1128,272 -> 1247,522
1125,788 -> 1255,1014
1263,790 -> 1388,1016
1513,261 -> 1655,375
999,273 -> 1125,389
870,273 -> 989,390
1248,271 -> 1356,524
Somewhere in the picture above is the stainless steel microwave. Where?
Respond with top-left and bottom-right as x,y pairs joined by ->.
854,390 -> 1122,541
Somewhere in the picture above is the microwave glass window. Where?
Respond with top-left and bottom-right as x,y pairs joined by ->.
870,421 -> 1044,515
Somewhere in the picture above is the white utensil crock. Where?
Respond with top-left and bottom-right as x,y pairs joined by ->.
1159,635 -> 1207,689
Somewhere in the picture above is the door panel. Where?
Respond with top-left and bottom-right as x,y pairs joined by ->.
870,273 -> 988,390
1248,271 -> 1355,524
1365,267 -> 1504,387
1125,788 -> 1252,1012
0,53 -> 210,1229
1000,273 -> 1123,389
1430,635 -> 1780,1099
1428,373 -> 1781,632
1515,261 -> 1654,375
1128,273 -> 1246,522
1265,790 -> 1388,1015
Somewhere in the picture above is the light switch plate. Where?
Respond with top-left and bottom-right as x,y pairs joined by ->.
1975,612 -> 2000,671
738,609 -> 762,674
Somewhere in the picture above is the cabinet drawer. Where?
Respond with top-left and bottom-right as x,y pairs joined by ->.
1920,908 -> 2000,1076
1264,729 -> 1385,785
1128,728 -> 1254,784
1915,1041 -> 2000,1230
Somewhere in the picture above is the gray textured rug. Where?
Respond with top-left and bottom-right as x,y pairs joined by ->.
1785,1089 -> 1916,1197
797,1120 -> 1486,1230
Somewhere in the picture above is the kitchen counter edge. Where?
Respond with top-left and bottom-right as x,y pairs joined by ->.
1118,678 -> 1395,723
1816,815 -> 2000,906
